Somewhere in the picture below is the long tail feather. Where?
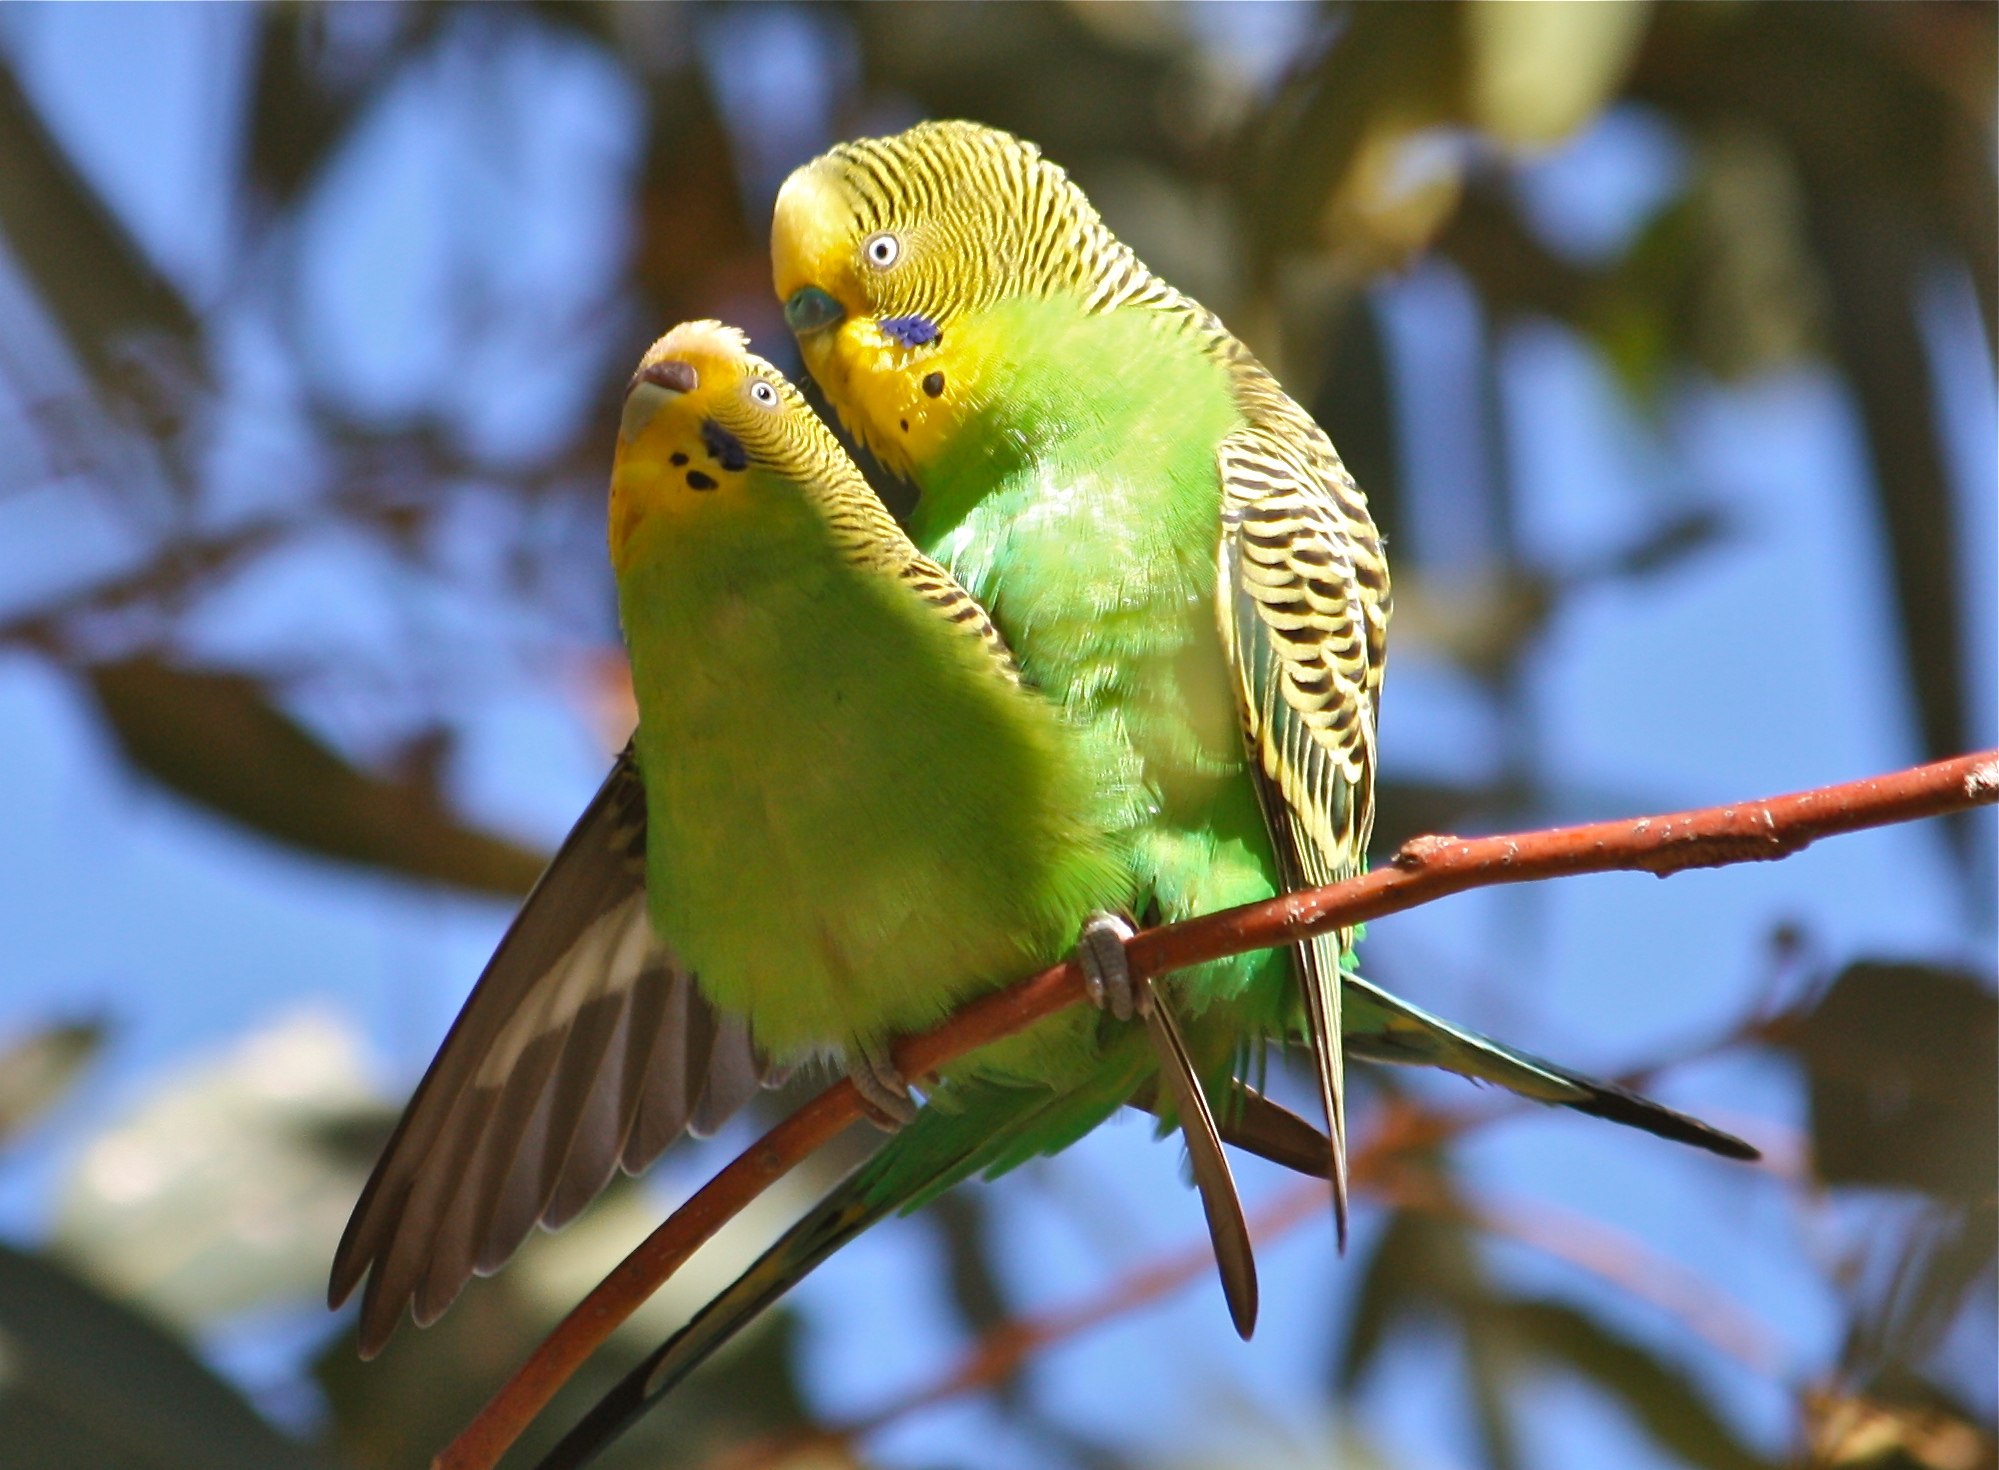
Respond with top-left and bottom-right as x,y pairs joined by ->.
1342,975 -> 1758,1160
1301,951 -> 1350,1249
1218,1082 -> 1337,1178
1139,986 -> 1257,1338
1125,1080 -> 1334,1181
1538,1069 -> 1758,1158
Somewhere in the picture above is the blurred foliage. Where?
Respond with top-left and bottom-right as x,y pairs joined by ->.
1340,1202 -> 1771,1470
0,2 -> 1991,1469
1786,962 -> 1995,1204
1778,961 -> 1998,1463
89,657 -> 547,895
0,1240 -> 339,1470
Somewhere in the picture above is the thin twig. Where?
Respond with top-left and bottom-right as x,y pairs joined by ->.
434,750 -> 1997,1469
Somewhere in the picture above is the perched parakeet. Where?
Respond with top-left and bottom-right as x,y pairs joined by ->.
331,321 -> 1274,1363
768,121 -> 1759,1241
537,131 -> 1762,1467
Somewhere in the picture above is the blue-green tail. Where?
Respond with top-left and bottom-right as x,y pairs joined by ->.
1342,974 -> 1758,1160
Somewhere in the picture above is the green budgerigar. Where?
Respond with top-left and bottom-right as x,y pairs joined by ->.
766,120 -> 1758,1236
330,321 -> 1274,1366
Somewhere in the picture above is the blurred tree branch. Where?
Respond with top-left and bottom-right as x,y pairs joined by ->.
434,749 -> 1998,1470
89,657 -> 548,896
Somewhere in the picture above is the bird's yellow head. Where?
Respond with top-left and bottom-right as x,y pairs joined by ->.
771,121 -> 1123,477
609,320 -> 844,570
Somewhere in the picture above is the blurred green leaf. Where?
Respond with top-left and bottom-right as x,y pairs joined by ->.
1501,1299 -> 1772,1470
1680,126 -> 1826,380
1577,506 -> 1736,587
1809,200 -> 1969,783
1340,1212 -> 1774,1470
1466,0 -> 1650,149
1307,293 -> 1405,552
928,1189 -> 1015,1359
1339,1208 -> 1527,1467
1369,777 -> 1505,857
0,1240 -> 337,1470
0,1018 -> 106,1148
1384,569 -> 1555,678
88,656 -> 548,896
1436,184 -> 1602,326
1170,1423 -> 1403,1470
0,60 -> 205,412
1786,961 -> 1998,1202
1464,1312 -> 1526,1470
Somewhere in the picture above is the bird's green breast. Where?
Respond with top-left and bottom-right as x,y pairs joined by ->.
903,297 -> 1294,1024
615,475 -> 1132,1068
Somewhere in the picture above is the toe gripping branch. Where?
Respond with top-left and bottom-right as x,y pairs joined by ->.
1077,911 -> 1140,1020
845,1039 -> 918,1129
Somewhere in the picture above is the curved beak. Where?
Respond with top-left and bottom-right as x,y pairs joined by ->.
621,359 -> 697,443
783,285 -> 846,337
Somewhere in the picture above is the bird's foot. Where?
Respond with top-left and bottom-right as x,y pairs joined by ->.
1076,911 -> 1141,1021
845,1039 -> 918,1130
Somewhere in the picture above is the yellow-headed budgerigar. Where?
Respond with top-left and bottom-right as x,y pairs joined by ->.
766,120 -> 1758,1242
329,321 -> 1278,1364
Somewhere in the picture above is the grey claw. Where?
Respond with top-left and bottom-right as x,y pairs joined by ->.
846,1040 -> 918,1130
1077,911 -> 1139,1021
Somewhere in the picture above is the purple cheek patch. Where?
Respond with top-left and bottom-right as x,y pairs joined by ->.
880,315 -> 940,349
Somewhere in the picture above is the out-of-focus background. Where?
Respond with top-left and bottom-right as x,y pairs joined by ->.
0,4 -> 1992,1468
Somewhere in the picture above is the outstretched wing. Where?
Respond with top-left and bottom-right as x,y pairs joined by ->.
328,744 -> 775,1357
1215,409 -> 1388,1248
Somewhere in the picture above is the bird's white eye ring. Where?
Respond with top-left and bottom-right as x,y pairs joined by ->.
749,380 -> 779,408
864,232 -> 900,268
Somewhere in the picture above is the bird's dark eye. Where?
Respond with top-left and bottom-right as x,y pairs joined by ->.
749,380 -> 779,408
864,232 -> 900,268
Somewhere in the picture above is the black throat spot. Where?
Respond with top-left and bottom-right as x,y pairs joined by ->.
700,419 -> 750,473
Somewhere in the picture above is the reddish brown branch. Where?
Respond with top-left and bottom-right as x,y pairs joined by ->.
433,749 -> 1997,1470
